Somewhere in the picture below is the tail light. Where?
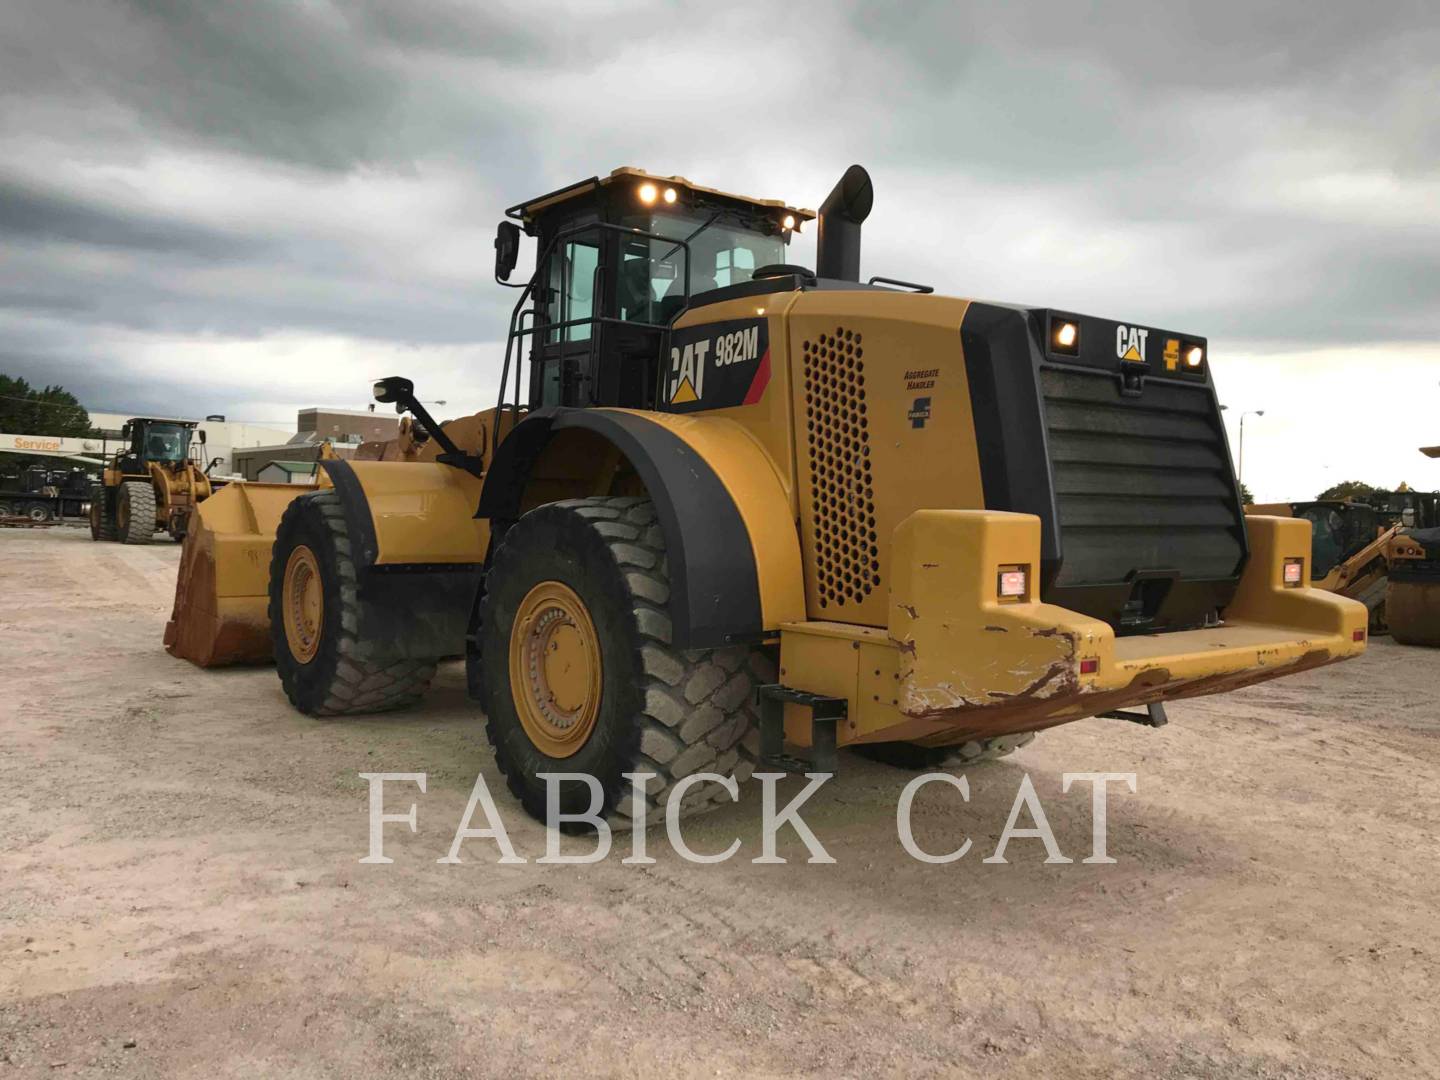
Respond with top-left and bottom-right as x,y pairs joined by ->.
997,566 -> 1028,601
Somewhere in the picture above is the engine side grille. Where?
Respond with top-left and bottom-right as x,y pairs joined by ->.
802,327 -> 879,609
1040,366 -> 1243,588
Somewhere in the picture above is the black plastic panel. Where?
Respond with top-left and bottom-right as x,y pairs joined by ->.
962,302 -> 1249,635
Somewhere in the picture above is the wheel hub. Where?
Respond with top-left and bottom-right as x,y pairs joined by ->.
282,545 -> 324,664
509,581 -> 602,758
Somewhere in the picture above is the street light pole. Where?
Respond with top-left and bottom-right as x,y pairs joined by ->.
1238,410 -> 1265,487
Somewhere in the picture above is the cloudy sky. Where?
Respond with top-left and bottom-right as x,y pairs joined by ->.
1,0 -> 1437,500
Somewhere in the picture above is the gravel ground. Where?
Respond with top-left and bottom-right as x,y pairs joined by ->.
2,527 -> 1438,1078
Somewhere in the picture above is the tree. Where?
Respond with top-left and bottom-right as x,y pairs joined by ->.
1238,481 -> 1255,506
1316,480 -> 1381,502
0,375 -> 93,437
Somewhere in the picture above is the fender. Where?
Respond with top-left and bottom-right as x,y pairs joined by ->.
318,459 -> 484,661
478,407 -> 804,649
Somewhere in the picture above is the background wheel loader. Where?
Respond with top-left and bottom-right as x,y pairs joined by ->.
91,417 -> 221,544
168,165 -> 1368,826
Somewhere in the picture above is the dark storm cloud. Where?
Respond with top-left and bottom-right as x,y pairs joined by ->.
0,0 -> 1436,421
0,175 -> 261,258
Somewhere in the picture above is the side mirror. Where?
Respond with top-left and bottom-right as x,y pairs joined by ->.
494,221 -> 521,281
198,429 -> 207,445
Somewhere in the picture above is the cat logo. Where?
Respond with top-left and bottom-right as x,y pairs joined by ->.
1116,324 -> 1149,364
670,339 -> 710,404
665,319 -> 770,413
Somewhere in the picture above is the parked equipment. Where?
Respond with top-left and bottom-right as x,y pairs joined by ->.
1384,465 -> 1440,646
90,418 -> 221,544
170,165 -> 1368,825
0,465 -> 90,522
1248,492 -> 1440,634
1387,527 -> 1440,646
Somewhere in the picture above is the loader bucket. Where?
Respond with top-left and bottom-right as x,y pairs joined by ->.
1387,578 -> 1440,647
164,482 -> 313,666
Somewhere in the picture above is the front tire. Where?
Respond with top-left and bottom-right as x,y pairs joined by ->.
478,497 -> 766,827
268,490 -> 437,715
117,481 -> 155,544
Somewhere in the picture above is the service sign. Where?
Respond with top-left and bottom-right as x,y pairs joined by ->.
664,318 -> 772,413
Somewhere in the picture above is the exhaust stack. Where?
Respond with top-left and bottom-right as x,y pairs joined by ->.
815,164 -> 874,282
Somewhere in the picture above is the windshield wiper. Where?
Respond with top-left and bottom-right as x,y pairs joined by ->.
658,213 -> 719,264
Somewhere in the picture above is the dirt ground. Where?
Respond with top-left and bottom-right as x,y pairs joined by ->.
2,527 -> 1438,1078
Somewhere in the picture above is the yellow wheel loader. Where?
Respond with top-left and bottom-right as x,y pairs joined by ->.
170,165 -> 1368,825
91,417 -> 220,544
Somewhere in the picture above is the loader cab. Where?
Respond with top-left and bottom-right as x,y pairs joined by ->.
118,418 -> 200,474
495,168 -> 812,414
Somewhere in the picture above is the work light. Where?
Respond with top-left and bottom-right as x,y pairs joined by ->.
1051,319 -> 1079,355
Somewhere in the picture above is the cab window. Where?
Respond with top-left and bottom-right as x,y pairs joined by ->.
547,239 -> 600,343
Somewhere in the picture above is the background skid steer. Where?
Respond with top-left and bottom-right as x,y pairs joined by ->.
169,164 -> 1368,825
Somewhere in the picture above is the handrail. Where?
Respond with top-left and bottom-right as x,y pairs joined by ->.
492,221 -> 692,452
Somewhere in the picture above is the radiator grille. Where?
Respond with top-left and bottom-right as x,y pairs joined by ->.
1040,366 -> 1244,586
802,327 -> 879,609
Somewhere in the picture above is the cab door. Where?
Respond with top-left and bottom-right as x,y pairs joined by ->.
530,228 -> 604,408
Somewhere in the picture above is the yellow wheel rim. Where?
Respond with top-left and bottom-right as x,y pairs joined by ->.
509,581 -> 602,759
282,545 -> 324,664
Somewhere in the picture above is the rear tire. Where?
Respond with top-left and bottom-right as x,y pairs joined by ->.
89,493 -> 117,541
478,497 -> 766,827
269,490 -> 437,716
853,732 -> 1036,770
117,481 -> 155,544
26,502 -> 52,523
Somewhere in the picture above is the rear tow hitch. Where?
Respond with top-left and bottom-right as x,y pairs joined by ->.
1099,702 -> 1169,728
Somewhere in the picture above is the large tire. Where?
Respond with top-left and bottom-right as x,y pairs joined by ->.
26,502 -> 52,523
853,731 -> 1036,770
89,492 -> 116,541
1388,578 -> 1440,647
269,490 -> 437,715
117,481 -> 155,544
478,497 -> 767,828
